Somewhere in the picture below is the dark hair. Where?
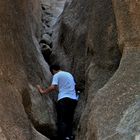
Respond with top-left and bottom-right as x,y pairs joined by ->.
49,64 -> 60,74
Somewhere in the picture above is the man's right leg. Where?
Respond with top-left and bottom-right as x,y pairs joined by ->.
65,99 -> 77,139
56,99 -> 68,140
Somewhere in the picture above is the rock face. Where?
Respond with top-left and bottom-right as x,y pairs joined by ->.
51,0 -> 140,140
0,0 -> 139,140
39,0 -> 66,65
0,0 -> 56,139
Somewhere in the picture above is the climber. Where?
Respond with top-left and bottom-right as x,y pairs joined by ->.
37,64 -> 78,140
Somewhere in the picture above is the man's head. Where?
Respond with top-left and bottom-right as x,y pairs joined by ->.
50,64 -> 60,75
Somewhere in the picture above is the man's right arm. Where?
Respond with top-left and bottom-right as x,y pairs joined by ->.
37,85 -> 57,94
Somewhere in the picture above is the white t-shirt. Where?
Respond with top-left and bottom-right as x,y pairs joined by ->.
51,71 -> 78,101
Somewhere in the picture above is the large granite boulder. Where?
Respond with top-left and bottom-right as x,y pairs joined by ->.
0,0 -> 139,139
50,0 -> 140,140
0,0 -> 56,139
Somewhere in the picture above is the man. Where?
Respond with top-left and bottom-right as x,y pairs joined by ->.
37,64 -> 78,140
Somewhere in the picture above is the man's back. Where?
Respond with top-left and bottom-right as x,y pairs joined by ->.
52,71 -> 77,101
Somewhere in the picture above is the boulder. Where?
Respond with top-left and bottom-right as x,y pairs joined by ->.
0,0 -> 56,139
50,0 -> 140,140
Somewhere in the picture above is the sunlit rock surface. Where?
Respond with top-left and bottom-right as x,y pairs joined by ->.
0,0 -> 139,140
50,0 -> 140,140
0,0 -> 56,139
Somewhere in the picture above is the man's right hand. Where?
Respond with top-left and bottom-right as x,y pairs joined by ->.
36,85 -> 45,94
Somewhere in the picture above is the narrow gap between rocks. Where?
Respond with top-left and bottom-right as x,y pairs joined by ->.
33,1 -> 67,139
39,1 -> 66,66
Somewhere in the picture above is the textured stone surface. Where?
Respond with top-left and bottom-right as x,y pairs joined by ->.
0,0 -> 56,139
116,101 -> 140,139
50,0 -> 140,140
0,0 -> 139,139
50,0 -> 121,134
